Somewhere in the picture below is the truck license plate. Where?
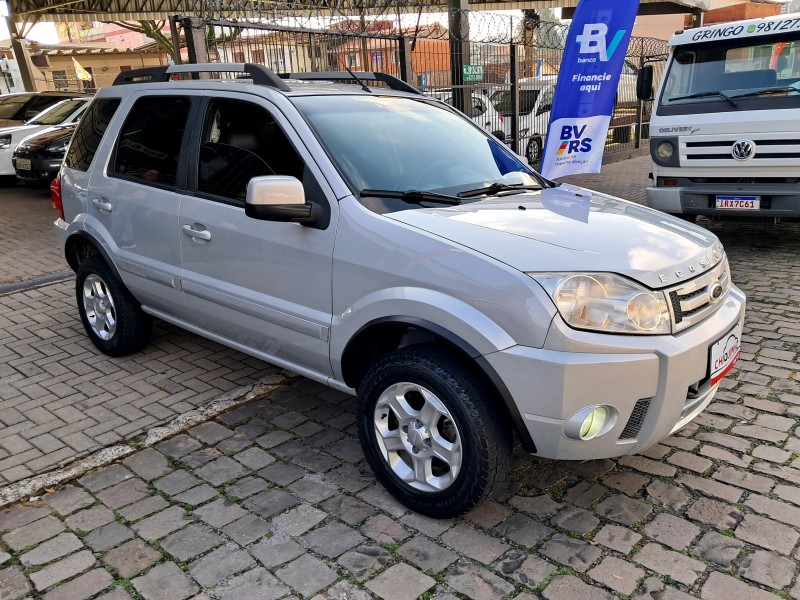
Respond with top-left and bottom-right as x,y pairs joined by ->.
709,322 -> 742,385
715,195 -> 759,210
15,158 -> 31,171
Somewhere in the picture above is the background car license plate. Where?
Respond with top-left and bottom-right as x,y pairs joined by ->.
15,158 -> 31,170
709,322 -> 742,385
716,195 -> 759,210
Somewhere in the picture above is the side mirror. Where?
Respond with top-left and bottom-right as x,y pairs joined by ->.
245,176 -> 320,226
637,65 -> 654,101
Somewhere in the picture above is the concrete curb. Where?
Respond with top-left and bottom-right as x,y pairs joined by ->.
0,374 -> 286,509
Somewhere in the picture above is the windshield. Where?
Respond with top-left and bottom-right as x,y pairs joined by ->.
294,95 -> 534,197
660,35 -> 800,109
29,100 -> 86,125
490,89 -> 542,116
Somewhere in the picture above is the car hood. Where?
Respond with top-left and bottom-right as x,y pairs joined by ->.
0,123 -> 43,140
18,125 -> 75,150
384,184 -> 723,289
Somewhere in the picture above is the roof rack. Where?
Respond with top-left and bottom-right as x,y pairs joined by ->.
113,63 -> 291,91
278,71 -> 421,95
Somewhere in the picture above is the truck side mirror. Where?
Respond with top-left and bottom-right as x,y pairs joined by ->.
637,65 -> 654,101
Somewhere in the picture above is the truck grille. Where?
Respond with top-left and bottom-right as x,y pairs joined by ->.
665,257 -> 730,333
683,134 -> 800,164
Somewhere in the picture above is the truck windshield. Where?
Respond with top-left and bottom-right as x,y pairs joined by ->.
294,95 -> 536,198
661,35 -> 800,108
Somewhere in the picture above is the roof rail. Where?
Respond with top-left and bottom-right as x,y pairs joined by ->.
113,63 -> 291,92
278,71 -> 421,95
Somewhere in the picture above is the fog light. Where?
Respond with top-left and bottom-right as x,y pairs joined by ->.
564,405 -> 618,441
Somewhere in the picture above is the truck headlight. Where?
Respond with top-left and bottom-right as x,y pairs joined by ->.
0,135 -> 11,150
656,141 -> 674,160
530,272 -> 671,334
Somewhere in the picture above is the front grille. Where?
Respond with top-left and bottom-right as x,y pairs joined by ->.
619,399 -> 650,441
665,258 -> 730,333
682,134 -> 800,163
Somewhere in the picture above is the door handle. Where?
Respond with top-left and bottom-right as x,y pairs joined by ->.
92,198 -> 113,213
182,224 -> 212,242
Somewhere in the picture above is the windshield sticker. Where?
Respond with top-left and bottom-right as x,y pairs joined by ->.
676,17 -> 800,45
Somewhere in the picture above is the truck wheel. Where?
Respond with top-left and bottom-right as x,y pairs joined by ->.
525,136 -> 542,164
76,256 -> 152,357
356,345 -> 511,518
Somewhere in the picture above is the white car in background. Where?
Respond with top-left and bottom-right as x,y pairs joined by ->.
490,82 -> 555,164
0,98 -> 90,177
429,91 -> 509,141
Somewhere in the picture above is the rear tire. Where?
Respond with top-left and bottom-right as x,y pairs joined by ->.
356,345 -> 512,518
525,136 -> 542,164
75,256 -> 152,357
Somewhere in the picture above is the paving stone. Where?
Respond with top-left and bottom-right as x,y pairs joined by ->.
494,513 -> 553,547
275,554 -> 338,597
123,448 -> 172,481
226,476 -> 268,500
686,497 -> 742,530
356,484 -> 409,518
337,544 -> 392,580
153,470 -> 202,496
752,445 -> 792,463
676,474 -> 743,503
588,556 -> 644,595
593,524 -> 641,554
19,532 -> 83,567
634,577 -> 696,600
595,494 -> 652,526
633,543 -> 706,586
464,500 -> 513,528
311,581 -> 371,600
194,456 -> 248,486
161,523 -> 223,562
288,477 -> 338,503
190,421 -> 234,444
540,533 -> 602,573
321,495 -> 375,526
361,514 -> 411,545
692,531 -> 744,567
222,514 -> 272,546
234,447 -> 275,470
738,549 -> 796,588
357,562 -> 433,600
645,480 -> 689,511
255,430 -> 295,449
551,505 -> 599,534
326,464 -> 374,494
713,466 -> 775,494
396,535 -> 457,574
604,471 -> 649,495
695,432 -> 752,454
118,496 -> 170,522
494,550 -> 556,587
564,482 -> 608,508
258,463 -> 306,486
249,539 -> 305,568
441,561 -> 513,599
103,538 -> 162,579
736,514 -> 800,555
78,464 -> 134,492
0,551 -> 8,566
271,504 -> 327,536
42,486 -> 94,516
211,567 -> 289,600
156,434 -> 203,458
700,571 -> 777,600
775,484 -> 800,507
699,445 -> 752,468
643,514 -> 701,551
96,478 -> 150,509
0,566 -> 32,600
189,546 -> 257,587
84,521 -> 135,552
132,561 -> 199,600
242,489 -> 300,518
542,575 -> 614,600
65,506 -> 116,533
617,455 -> 677,478
194,497 -> 247,528
131,506 -> 192,541
441,523 -> 509,564
96,586 -> 135,600
29,549 -> 96,592
172,484 -> 219,507
2,516 -> 65,551
41,568 -> 113,600
509,494 -> 564,517
303,521 -> 365,558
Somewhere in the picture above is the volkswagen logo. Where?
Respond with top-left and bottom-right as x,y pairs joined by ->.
708,281 -> 725,304
732,140 -> 755,161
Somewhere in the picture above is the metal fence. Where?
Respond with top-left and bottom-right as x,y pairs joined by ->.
189,9 -> 669,167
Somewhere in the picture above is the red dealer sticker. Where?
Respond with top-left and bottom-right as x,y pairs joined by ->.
709,322 -> 742,385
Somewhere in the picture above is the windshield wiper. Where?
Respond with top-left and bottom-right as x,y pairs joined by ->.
730,86 -> 800,100
360,189 -> 461,205
457,182 -> 541,198
669,91 -> 738,107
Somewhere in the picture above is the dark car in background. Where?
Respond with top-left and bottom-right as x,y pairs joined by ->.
13,123 -> 76,185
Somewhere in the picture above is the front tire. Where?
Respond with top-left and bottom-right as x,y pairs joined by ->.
525,136 -> 542,164
75,256 -> 152,357
356,345 -> 511,518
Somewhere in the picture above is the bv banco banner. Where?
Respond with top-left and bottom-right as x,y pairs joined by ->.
540,0 -> 640,179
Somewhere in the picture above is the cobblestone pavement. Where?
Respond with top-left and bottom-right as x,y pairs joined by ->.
1,155 -> 799,599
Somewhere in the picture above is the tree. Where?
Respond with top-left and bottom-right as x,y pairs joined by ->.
517,9 -> 566,78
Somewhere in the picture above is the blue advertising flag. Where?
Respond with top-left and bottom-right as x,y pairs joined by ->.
540,0 -> 641,179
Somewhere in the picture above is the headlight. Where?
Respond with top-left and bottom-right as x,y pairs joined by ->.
0,135 -> 11,150
46,139 -> 70,153
530,272 -> 671,334
656,141 -> 674,160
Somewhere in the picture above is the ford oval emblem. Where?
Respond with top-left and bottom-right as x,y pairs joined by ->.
709,282 -> 724,304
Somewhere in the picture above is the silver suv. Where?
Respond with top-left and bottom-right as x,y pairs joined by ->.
53,64 -> 746,517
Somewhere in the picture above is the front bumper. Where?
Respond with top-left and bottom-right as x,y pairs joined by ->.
484,285 -> 745,461
14,155 -> 61,183
647,185 -> 800,218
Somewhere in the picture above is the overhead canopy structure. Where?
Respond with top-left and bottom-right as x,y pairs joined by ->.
7,0 -> 709,23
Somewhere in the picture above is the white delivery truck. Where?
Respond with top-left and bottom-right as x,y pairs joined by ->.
641,13 -> 800,221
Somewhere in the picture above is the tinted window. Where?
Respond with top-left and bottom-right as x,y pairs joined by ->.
112,97 -> 190,187
64,98 -> 120,172
0,95 -> 31,119
198,99 -> 304,202
29,99 -> 86,125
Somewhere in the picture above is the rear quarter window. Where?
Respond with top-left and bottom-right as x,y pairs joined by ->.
64,98 -> 121,172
